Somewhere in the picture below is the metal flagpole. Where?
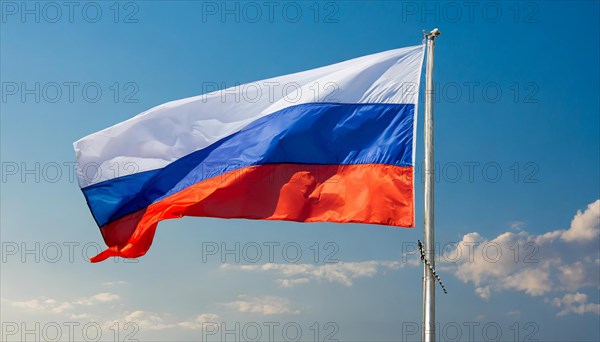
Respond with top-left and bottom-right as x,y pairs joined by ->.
422,28 -> 440,342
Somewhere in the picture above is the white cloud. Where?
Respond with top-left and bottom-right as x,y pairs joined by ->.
442,200 -> 600,316
549,293 -> 600,316
535,200 -> 600,244
561,200 -> 600,242
223,296 -> 300,315
475,286 -> 491,300
452,232 -> 504,285
558,261 -> 589,291
92,292 -> 120,302
502,268 -> 552,296
450,230 -> 556,295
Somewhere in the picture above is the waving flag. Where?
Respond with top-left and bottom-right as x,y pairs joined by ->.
74,44 -> 425,262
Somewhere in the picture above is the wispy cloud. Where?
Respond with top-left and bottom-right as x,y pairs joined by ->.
177,313 -> 221,330
74,292 -> 120,305
121,311 -> 172,330
4,291 -> 220,332
2,292 -> 119,314
510,221 -> 525,230
276,278 -> 310,288
221,259 -> 415,287
109,311 -> 220,330
222,296 -> 300,315
506,310 -> 521,318
102,280 -> 128,287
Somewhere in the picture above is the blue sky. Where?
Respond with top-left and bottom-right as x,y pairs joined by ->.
1,1 -> 599,341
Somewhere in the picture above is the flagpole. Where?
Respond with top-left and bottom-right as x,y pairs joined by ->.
422,28 -> 440,342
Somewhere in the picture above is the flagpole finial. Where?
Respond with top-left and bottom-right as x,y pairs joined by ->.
426,28 -> 441,39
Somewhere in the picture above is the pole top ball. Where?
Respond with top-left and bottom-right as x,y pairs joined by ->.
428,28 -> 441,38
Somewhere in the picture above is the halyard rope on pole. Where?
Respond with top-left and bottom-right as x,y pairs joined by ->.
418,240 -> 448,294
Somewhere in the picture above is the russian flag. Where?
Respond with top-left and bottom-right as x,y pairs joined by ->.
74,44 -> 425,262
